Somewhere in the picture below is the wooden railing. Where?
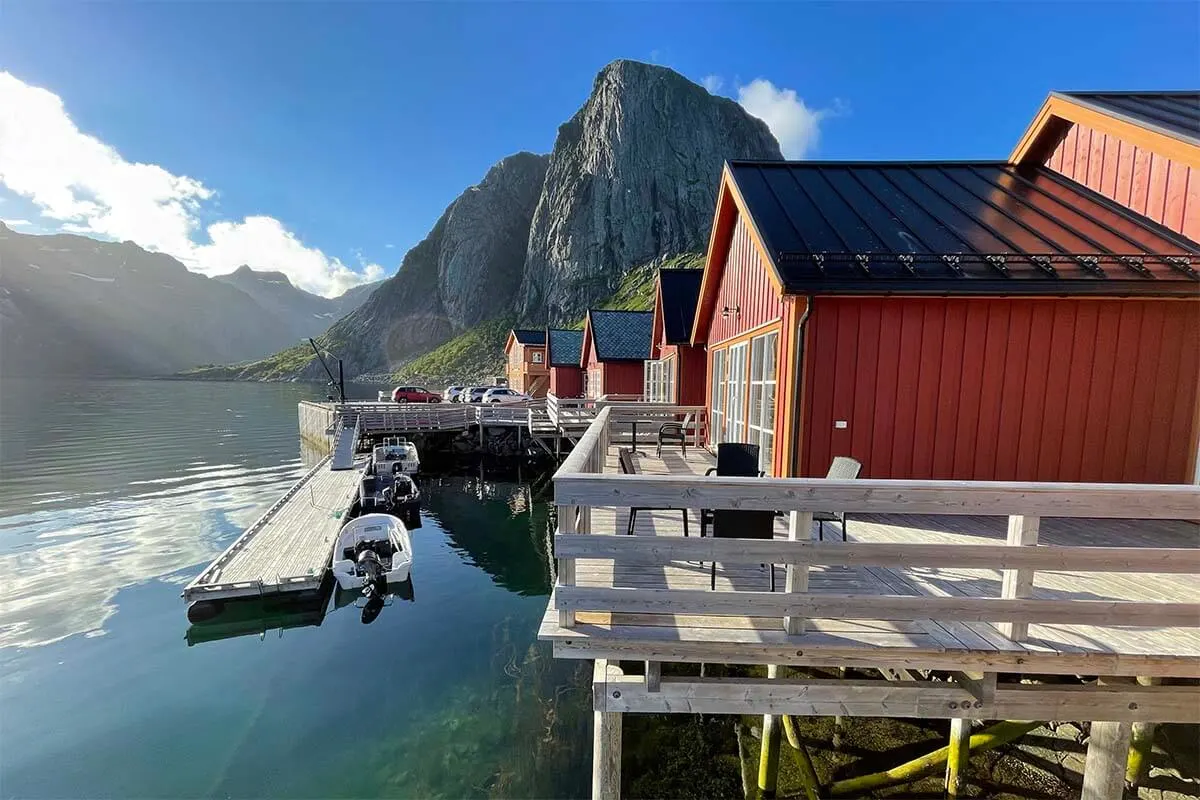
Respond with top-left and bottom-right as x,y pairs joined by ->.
551,410 -> 1200,641
547,393 -> 597,428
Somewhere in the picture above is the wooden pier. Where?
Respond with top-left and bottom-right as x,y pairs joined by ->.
182,454 -> 365,605
542,406 -> 1200,799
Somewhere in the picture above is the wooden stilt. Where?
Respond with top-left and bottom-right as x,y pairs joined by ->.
833,666 -> 847,750
592,660 -> 622,800
1082,720 -> 1132,800
781,715 -> 822,800
757,713 -> 781,800
944,718 -> 971,798
1126,677 -> 1160,790
758,664 -> 782,800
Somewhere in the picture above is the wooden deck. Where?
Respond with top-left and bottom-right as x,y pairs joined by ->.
182,455 -> 365,603
542,443 -> 1200,681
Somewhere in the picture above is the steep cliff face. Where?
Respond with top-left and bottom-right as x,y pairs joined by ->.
518,60 -> 782,324
315,151 -> 549,376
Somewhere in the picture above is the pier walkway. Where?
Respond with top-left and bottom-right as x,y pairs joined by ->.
182,454 -> 365,604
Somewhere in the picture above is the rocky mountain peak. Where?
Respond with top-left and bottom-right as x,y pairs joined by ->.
517,59 -> 782,324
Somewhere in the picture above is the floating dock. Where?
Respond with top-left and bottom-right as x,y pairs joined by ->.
183,454 -> 365,606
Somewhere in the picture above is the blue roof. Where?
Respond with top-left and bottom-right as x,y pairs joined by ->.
547,328 -> 584,367
588,310 -> 653,361
510,328 -> 545,346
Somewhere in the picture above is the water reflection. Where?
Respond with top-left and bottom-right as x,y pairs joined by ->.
1,379 -> 591,799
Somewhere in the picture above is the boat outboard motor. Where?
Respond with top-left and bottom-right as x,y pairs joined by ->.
356,547 -> 388,600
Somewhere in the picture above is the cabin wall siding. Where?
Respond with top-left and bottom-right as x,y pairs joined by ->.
706,215 -> 784,345
1046,121 -> 1200,241
659,343 -> 707,405
602,362 -> 646,396
799,296 -> 1200,484
550,366 -> 583,398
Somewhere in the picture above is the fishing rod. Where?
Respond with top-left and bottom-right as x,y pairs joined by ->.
308,338 -> 346,403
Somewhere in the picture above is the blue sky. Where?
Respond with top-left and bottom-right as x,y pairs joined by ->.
1,1 -> 1196,295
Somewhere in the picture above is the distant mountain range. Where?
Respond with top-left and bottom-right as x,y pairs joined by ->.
0,223 -> 380,377
208,59 -> 782,382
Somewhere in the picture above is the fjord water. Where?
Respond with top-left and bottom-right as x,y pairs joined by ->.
0,378 -> 590,798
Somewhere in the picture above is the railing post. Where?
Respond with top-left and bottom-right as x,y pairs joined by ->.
558,502 -> 578,628
784,511 -> 814,634
998,515 -> 1040,642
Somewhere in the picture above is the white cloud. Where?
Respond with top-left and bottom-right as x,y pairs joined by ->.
0,72 -> 381,297
701,75 -> 724,94
735,78 -> 840,158
2,218 -> 33,227
384,243 -> 395,249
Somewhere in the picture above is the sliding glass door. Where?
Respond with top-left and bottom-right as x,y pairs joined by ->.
748,331 -> 778,473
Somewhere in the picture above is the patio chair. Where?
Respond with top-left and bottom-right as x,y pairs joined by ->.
656,412 -> 693,458
619,447 -> 689,536
700,443 -> 763,538
709,507 -> 777,591
814,456 -> 862,541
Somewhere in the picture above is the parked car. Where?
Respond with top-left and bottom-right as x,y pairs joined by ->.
464,386 -> 491,403
482,387 -> 531,404
391,386 -> 441,403
443,385 -> 467,403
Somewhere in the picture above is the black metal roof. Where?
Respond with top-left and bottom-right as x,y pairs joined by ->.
588,310 -> 653,361
546,328 -> 584,367
1057,91 -> 1200,146
657,269 -> 704,344
727,160 -> 1200,296
510,328 -> 546,346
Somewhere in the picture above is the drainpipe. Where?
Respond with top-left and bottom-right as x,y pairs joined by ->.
789,297 -> 813,478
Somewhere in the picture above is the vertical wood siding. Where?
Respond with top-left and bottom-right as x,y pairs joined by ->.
661,343 -> 708,406
800,297 -> 1200,483
550,366 -> 583,398
602,362 -> 646,396
706,215 -> 784,345
1046,122 -> 1200,241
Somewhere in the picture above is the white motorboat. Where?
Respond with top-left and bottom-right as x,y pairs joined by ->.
373,436 -> 420,475
331,514 -> 413,594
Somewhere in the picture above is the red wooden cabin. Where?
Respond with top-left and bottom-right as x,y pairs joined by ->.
645,269 -> 706,405
580,310 -> 653,399
692,99 -> 1200,481
546,328 -> 584,398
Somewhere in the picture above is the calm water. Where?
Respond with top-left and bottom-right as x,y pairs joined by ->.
0,378 -> 591,799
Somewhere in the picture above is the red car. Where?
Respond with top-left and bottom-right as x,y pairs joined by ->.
390,386 -> 441,403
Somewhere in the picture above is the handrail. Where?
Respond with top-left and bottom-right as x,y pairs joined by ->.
549,410 -> 1200,642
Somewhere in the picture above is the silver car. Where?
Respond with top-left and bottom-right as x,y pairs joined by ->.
443,385 -> 466,402
465,386 -> 490,403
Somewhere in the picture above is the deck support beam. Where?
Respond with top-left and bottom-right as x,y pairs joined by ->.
944,717 -> 971,798
592,660 -> 623,800
1082,720 -> 1131,800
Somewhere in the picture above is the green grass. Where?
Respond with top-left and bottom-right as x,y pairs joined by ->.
179,343 -> 317,381
388,314 -> 514,384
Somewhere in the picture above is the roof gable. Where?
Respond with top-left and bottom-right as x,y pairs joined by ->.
1012,91 -> 1200,169
586,310 -> 653,361
546,328 -> 584,367
720,159 -> 1199,296
655,269 -> 704,344
1058,92 -> 1199,147
510,328 -> 546,346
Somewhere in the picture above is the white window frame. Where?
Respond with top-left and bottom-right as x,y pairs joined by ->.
748,332 -> 778,474
724,342 -> 748,444
532,351 -> 544,364
643,357 -> 677,404
710,349 -> 726,446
